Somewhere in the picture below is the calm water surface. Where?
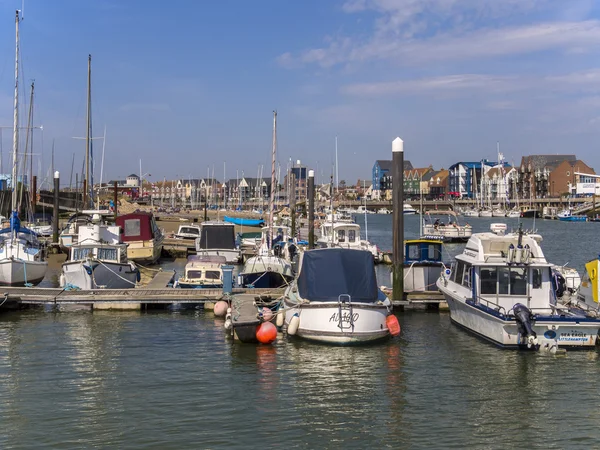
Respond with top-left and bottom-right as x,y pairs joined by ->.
1,216 -> 600,449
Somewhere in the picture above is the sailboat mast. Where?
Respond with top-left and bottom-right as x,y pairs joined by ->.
268,111 -> 277,253
84,54 -> 91,208
11,10 -> 20,212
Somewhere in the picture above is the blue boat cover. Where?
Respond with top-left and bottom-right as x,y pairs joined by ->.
224,216 -> 264,227
297,248 -> 379,303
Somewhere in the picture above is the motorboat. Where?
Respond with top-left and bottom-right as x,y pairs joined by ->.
492,208 -> 507,217
0,212 -> 48,286
116,212 -> 164,264
422,211 -> 472,243
61,214 -> 139,290
224,216 -> 264,227
175,223 -> 201,239
194,221 -> 240,263
557,209 -> 587,222
317,218 -> 380,262
436,223 -> 600,350
506,209 -> 521,218
355,205 -> 374,215
26,214 -> 53,237
463,209 -> 480,218
377,208 -> 391,214
402,239 -> 444,292
283,248 -> 397,344
176,255 -> 226,289
59,213 -> 94,252
403,203 -> 417,214
479,208 -> 493,218
568,257 -> 600,316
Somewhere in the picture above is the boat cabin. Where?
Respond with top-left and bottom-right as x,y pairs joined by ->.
404,239 -> 443,264
319,222 -> 361,248
175,224 -> 201,239
69,244 -> 127,264
178,255 -> 226,288
117,212 -> 162,242
402,239 -> 444,293
197,221 -> 236,250
446,224 -> 553,314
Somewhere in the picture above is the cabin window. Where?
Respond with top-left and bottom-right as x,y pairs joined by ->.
408,245 -> 420,260
348,229 -> 356,243
510,267 -> 527,295
187,270 -> 203,279
97,248 -> 118,261
462,263 -> 472,288
428,245 -> 438,261
72,248 -> 92,261
124,219 -> 141,237
182,227 -> 199,236
498,268 -> 510,294
532,268 -> 542,289
453,261 -> 465,284
205,270 -> 221,280
480,268 -> 497,295
337,229 -> 346,242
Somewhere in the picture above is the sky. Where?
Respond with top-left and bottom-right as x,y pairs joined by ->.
1,0 -> 600,188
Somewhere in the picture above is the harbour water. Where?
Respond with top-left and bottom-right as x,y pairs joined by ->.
1,216 -> 600,448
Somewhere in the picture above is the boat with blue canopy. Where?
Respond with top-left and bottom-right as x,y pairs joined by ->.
224,216 -> 265,227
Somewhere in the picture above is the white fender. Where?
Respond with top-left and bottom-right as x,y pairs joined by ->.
276,309 -> 284,327
59,273 -> 66,288
287,314 -> 300,336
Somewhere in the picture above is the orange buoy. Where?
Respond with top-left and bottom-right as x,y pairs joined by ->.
386,315 -> 401,336
261,307 -> 273,321
256,321 -> 277,344
214,300 -> 228,317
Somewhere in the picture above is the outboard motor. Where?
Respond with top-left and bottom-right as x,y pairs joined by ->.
513,303 -> 538,349
551,269 -> 566,298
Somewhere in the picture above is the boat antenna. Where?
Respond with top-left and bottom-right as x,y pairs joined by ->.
363,179 -> 368,242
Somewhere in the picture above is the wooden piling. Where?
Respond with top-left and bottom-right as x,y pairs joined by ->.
308,169 -> 315,248
392,137 -> 404,301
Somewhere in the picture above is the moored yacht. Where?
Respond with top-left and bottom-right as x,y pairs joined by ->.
116,212 -> 164,264
403,203 -> 417,214
422,211 -> 472,242
194,221 -> 240,263
437,223 -> 600,350
283,248 -> 398,344
317,217 -> 380,262
61,214 -> 139,290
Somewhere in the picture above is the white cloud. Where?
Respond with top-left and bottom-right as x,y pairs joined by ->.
279,1 -> 600,68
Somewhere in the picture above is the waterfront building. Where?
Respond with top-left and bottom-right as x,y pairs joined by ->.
428,169 -> 449,199
482,166 -> 517,201
571,172 -> 600,196
448,161 -> 497,199
548,160 -> 595,197
372,159 -> 413,200
517,154 -> 576,199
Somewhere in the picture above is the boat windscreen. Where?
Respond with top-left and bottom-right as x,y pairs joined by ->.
199,225 -> 235,250
297,249 -> 379,303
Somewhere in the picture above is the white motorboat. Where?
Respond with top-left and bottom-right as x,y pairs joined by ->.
402,239 -> 445,292
116,212 -> 164,264
283,248 -> 398,344
422,211 -> 472,243
437,223 -> 600,350
194,221 -> 240,263
377,208 -> 391,214
492,208 -> 507,217
506,209 -> 521,218
317,218 -> 380,262
403,203 -> 417,214
61,216 -> 139,290
59,212 -> 93,252
463,209 -> 480,218
176,255 -> 226,289
479,208 -> 493,218
175,223 -> 201,239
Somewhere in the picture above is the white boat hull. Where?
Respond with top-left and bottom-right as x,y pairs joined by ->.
0,258 -> 47,286
284,300 -> 390,344
440,287 -> 600,348
62,260 -> 138,290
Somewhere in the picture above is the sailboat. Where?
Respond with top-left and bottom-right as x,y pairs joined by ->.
0,11 -> 48,286
238,111 -> 294,288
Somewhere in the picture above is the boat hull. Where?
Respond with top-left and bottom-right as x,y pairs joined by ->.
442,291 -> 600,349
126,239 -> 164,264
0,258 -> 47,286
283,300 -> 391,344
62,260 -> 138,290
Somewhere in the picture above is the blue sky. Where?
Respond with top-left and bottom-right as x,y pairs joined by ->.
1,0 -> 600,187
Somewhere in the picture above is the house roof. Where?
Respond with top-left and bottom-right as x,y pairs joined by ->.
521,155 -> 576,170
127,174 -> 139,178
422,171 -> 438,182
376,160 -> 413,171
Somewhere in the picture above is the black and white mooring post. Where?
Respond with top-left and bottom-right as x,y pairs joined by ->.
392,137 -> 404,301
52,171 -> 59,243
